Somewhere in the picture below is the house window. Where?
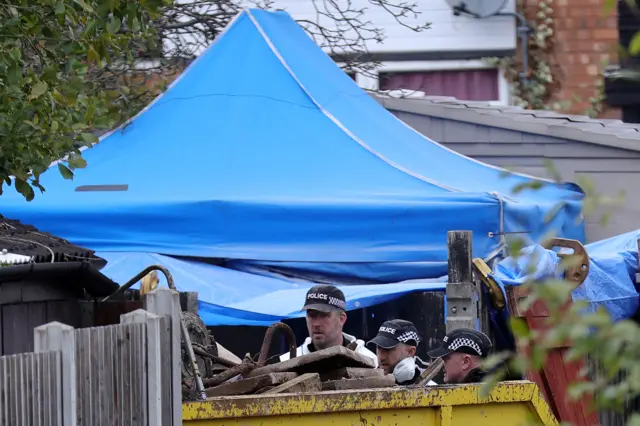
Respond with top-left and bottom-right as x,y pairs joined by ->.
378,68 -> 500,102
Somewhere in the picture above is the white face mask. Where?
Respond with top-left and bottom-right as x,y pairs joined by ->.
393,356 -> 416,383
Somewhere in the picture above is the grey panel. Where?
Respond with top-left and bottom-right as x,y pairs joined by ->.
574,172 -> 640,243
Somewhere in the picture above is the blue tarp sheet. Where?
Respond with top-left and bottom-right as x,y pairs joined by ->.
98,228 -> 640,326
490,229 -> 640,322
0,9 -> 584,283
98,251 -> 447,326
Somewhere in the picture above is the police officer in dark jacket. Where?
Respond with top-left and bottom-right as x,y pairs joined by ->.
367,320 -> 436,386
428,328 -> 493,384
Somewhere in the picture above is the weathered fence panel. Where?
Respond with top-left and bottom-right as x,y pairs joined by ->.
75,322 -> 148,426
0,350 -> 62,426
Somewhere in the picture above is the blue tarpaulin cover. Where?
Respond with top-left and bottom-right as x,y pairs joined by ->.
490,229 -> 640,322
98,251 -> 448,325
0,9 -> 585,325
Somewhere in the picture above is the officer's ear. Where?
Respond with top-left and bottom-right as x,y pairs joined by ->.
338,310 -> 347,326
462,354 -> 474,369
407,345 -> 417,357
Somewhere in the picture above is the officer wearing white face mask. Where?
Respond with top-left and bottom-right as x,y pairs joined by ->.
367,319 -> 436,386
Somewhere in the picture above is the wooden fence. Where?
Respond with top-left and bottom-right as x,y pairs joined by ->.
0,287 -> 183,426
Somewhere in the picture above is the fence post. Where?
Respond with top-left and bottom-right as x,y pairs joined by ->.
34,322 -> 77,426
121,309 -> 163,426
143,287 -> 182,426
446,230 -> 478,333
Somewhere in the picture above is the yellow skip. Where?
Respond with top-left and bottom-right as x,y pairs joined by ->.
183,381 -> 557,425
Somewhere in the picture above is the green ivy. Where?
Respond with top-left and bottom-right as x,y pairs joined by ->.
484,0 -> 606,117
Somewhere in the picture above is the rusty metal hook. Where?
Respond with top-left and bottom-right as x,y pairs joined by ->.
541,238 -> 589,289
101,264 -> 176,302
257,322 -> 297,367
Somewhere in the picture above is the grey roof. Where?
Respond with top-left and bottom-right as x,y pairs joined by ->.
371,93 -> 640,152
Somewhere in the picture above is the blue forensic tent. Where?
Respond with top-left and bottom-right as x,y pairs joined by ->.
0,9 -> 585,324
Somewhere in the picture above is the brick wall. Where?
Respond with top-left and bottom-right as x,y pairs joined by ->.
550,0 -> 621,117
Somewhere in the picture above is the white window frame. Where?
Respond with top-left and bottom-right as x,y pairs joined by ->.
344,60 -> 510,106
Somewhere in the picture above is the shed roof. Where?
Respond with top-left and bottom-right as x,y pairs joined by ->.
0,214 -> 105,266
371,93 -> 640,152
0,215 -> 118,296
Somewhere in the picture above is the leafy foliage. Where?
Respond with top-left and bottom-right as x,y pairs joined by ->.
0,0 -> 169,200
481,161 -> 637,424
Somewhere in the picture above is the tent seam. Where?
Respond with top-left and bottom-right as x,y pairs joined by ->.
245,9 -> 459,193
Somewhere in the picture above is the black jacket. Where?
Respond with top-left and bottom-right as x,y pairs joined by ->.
462,367 -> 488,384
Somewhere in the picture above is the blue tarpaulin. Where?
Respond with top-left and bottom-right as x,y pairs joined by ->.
98,251 -> 447,326
0,9 -> 585,325
490,229 -> 640,322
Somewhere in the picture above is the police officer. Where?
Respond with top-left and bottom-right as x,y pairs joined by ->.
427,328 -> 492,384
279,285 -> 378,366
367,319 -> 435,385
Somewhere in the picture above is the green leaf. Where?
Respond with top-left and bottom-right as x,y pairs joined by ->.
107,17 -> 122,34
7,64 -> 22,85
73,0 -> 95,14
55,1 -> 65,15
14,179 -> 35,202
84,19 -> 99,37
131,16 -> 141,32
68,156 -> 87,168
51,120 -> 59,132
509,317 -> 531,339
9,48 -> 21,61
87,46 -> 100,63
630,32 -> 640,56
29,81 -> 49,100
57,163 -> 74,180
627,413 -> 640,426
81,132 -> 99,143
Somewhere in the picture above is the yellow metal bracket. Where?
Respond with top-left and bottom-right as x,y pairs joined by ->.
473,258 -> 506,310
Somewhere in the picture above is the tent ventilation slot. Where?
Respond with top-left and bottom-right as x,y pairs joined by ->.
75,185 -> 129,192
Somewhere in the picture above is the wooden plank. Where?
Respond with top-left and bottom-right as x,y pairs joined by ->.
0,351 -> 63,426
205,373 -> 298,397
46,301 -> 82,328
93,301 -> 142,327
21,281 -> 71,303
447,230 -> 473,284
415,358 -> 444,386
319,367 -> 383,382
0,281 -> 23,305
77,301 -> 95,328
262,373 -> 321,394
321,375 -> 396,391
2,304 -> 30,355
247,345 -> 376,378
